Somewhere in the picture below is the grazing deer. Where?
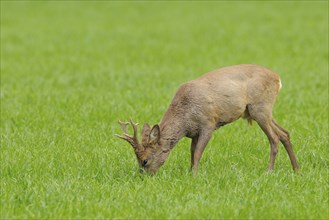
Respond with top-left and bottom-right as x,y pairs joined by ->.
116,64 -> 299,174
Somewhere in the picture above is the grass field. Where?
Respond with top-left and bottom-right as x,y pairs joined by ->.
1,1 -> 328,219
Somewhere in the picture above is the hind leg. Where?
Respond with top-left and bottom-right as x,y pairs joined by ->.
258,120 -> 280,171
248,105 -> 280,170
271,119 -> 299,171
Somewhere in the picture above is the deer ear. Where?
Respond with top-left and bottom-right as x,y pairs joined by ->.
142,123 -> 151,136
142,123 -> 151,145
148,125 -> 160,144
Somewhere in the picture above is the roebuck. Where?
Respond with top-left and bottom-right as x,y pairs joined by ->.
116,64 -> 299,174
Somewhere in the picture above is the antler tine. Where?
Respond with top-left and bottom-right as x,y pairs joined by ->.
115,120 -> 133,142
115,119 -> 140,149
118,120 -> 130,134
130,118 -> 139,141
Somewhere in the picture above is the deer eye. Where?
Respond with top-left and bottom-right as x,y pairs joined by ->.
143,159 -> 148,166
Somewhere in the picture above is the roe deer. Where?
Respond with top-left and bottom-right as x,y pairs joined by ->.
116,64 -> 299,174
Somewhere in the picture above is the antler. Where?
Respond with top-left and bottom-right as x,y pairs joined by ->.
115,118 -> 140,149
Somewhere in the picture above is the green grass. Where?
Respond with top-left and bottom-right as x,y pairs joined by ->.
1,1 -> 328,219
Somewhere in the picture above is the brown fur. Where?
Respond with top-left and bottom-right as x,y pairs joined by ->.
116,64 -> 299,174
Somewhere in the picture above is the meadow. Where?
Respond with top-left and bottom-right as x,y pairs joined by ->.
1,1 -> 328,219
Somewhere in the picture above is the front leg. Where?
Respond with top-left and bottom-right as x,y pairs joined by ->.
191,129 -> 213,175
190,135 -> 199,169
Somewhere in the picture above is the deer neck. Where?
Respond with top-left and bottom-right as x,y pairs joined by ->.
158,113 -> 186,150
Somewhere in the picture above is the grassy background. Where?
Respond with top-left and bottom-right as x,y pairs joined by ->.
1,1 -> 328,219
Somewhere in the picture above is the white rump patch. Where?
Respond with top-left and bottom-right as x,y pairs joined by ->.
279,79 -> 282,90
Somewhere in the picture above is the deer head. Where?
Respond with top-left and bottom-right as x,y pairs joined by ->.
115,119 -> 169,174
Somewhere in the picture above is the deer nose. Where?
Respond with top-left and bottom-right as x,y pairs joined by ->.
139,168 -> 144,173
